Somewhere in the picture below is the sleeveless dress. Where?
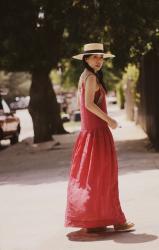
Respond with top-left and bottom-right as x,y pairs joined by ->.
64,72 -> 126,228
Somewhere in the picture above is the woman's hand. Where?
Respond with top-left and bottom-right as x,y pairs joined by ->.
107,117 -> 118,129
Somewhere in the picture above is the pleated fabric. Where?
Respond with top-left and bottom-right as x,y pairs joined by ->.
64,76 -> 126,228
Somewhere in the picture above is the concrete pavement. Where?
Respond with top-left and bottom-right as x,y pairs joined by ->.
0,105 -> 159,250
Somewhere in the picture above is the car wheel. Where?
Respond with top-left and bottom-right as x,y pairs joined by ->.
10,125 -> 20,145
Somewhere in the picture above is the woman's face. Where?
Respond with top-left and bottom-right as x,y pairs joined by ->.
85,54 -> 104,71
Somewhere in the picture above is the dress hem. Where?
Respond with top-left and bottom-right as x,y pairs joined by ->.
64,217 -> 126,228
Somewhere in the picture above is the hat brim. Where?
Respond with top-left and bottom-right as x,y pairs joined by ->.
72,52 -> 115,60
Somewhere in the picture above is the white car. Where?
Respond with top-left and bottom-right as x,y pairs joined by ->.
0,97 -> 21,144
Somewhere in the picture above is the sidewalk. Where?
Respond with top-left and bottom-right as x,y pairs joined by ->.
0,105 -> 159,250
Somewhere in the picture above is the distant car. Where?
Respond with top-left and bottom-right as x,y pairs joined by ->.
61,113 -> 70,123
107,92 -> 117,104
107,96 -> 117,104
0,96 -> 21,144
71,110 -> 81,121
10,96 -> 30,110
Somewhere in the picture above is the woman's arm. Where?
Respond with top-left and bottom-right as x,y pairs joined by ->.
85,75 -> 118,129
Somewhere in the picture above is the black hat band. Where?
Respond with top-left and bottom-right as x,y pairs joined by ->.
83,49 -> 104,54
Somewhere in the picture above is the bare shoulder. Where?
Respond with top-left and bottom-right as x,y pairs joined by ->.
78,70 -> 93,89
82,69 -> 94,81
82,69 -> 99,91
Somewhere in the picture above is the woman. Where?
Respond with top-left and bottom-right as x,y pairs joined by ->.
64,43 -> 134,233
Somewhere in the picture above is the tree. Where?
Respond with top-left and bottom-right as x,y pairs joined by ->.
88,0 -> 158,71
1,0 -> 159,144
0,0 -> 105,143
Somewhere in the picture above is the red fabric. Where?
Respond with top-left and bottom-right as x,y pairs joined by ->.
64,80 -> 126,228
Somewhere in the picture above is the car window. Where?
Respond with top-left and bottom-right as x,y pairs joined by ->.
2,99 -> 11,113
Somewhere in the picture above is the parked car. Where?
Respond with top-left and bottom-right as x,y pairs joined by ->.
0,96 -> 21,144
107,91 -> 117,104
61,113 -> 70,123
71,110 -> 81,121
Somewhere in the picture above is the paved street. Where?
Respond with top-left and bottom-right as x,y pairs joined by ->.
0,105 -> 159,250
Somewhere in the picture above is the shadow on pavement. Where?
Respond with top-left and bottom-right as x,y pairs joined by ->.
0,134 -> 159,186
0,144 -> 9,151
66,228 -> 158,243
116,138 -> 159,175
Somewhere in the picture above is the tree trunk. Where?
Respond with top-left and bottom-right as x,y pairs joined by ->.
138,49 -> 159,150
125,78 -> 135,121
28,71 -> 67,144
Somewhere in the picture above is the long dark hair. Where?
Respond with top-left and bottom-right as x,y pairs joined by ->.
82,54 -> 107,93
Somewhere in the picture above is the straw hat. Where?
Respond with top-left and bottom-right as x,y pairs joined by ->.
72,43 -> 115,60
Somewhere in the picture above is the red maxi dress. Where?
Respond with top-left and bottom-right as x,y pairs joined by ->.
64,74 -> 126,228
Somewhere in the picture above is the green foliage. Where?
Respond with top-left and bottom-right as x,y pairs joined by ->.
122,64 -> 140,105
115,64 -> 140,109
116,81 -> 125,109
49,69 -> 61,85
99,0 -> 159,69
0,71 -> 31,101
49,58 -> 121,92
0,0 -> 159,79
0,0 -> 105,72
102,61 -> 121,91
60,60 -> 83,89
